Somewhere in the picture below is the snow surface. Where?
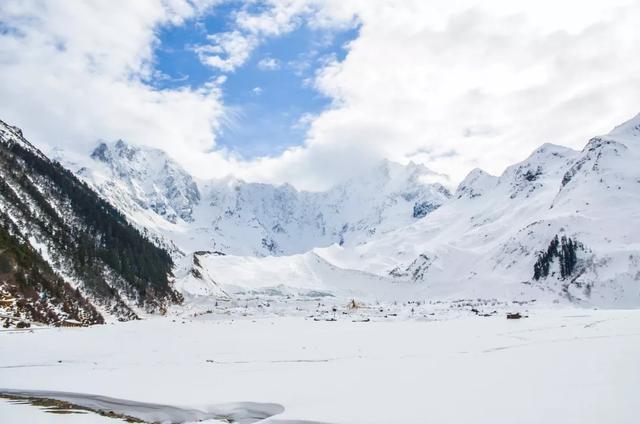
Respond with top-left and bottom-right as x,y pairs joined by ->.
1,309 -> 639,423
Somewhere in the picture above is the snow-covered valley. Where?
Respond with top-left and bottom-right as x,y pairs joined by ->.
3,113 -> 640,422
4,0 -> 640,421
2,308 -> 640,423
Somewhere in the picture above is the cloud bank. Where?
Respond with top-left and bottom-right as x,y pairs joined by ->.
2,0 -> 640,190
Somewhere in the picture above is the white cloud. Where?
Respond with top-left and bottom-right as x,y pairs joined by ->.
194,0 -> 354,72
237,0 -> 640,188
257,57 -> 280,70
194,30 -> 257,72
2,0 -> 640,192
0,0 -> 227,175
235,0 -> 313,35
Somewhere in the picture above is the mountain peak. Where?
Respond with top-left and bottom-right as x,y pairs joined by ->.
0,119 -> 46,159
531,143 -> 576,158
90,141 -> 111,162
91,139 -> 145,163
87,139 -> 200,224
66,146 -> 453,256
455,168 -> 497,199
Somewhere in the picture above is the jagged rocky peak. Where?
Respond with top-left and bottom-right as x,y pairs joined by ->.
522,143 -> 577,166
335,158 -> 451,206
0,119 -> 24,140
557,119 -> 639,196
91,139 -> 142,161
325,159 -> 451,223
90,141 -> 112,162
89,139 -> 200,223
573,113 -> 640,165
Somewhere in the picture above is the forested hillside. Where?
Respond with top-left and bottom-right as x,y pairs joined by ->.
0,119 -> 180,326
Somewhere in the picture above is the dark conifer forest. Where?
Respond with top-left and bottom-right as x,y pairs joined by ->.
0,121 -> 180,325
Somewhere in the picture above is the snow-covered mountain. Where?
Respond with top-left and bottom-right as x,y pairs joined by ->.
89,140 -> 201,224
170,114 -> 640,308
0,120 -> 180,326
57,141 -> 451,257
30,113 -> 640,310
312,113 -> 640,307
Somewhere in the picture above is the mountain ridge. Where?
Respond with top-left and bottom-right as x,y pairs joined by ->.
0,119 -> 181,326
4,113 -> 640,320
56,140 -> 451,257
311,115 -> 640,306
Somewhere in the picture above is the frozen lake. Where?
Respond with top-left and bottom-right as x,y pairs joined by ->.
1,308 -> 639,423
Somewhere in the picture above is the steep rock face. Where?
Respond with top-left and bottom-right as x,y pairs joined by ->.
61,144 -> 451,257
0,120 -> 180,325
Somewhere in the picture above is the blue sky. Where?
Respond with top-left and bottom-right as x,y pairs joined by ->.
153,3 -> 358,158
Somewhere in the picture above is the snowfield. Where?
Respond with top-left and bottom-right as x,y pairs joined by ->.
3,100 -> 640,422
2,308 -> 640,423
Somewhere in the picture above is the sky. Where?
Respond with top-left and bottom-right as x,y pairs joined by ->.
1,0 -> 640,191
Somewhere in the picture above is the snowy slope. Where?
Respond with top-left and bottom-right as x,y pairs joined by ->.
57,142 -> 450,257
184,143 -> 579,304
0,119 -> 180,325
175,250 -> 423,304
316,114 -> 640,306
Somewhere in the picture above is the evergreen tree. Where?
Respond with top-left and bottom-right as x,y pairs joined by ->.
533,234 -> 582,280
0,131 -> 181,325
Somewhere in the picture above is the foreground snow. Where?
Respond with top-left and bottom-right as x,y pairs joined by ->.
2,308 -> 639,423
